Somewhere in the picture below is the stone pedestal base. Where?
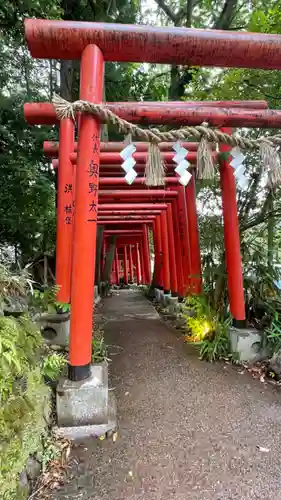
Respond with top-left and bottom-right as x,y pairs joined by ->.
167,296 -> 179,314
229,327 -> 262,361
36,312 -> 70,347
56,363 -> 117,440
155,288 -> 164,303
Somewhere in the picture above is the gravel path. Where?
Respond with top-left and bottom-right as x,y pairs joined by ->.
51,289 -> 281,500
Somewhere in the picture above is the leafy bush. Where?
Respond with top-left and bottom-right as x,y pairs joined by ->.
0,315 -> 42,402
264,312 -> 281,353
29,285 -> 70,315
183,294 -> 231,362
41,352 -> 67,381
0,368 -> 50,500
92,327 -> 109,363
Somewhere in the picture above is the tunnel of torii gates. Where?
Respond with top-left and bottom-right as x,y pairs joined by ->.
23,18 -> 281,382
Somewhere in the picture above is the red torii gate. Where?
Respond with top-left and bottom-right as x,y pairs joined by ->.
24,18 -> 281,382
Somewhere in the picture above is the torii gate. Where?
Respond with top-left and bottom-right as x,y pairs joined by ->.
24,19 -> 281,382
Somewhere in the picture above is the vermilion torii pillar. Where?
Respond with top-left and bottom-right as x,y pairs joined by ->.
24,19 -> 281,381
56,118 -> 74,304
128,245 -> 134,282
185,173 -> 202,295
68,44 -> 104,381
219,128 -> 246,325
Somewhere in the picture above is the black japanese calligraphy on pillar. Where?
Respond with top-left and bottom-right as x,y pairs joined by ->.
64,204 -> 73,225
87,199 -> 97,222
87,134 -> 100,223
88,160 -> 99,178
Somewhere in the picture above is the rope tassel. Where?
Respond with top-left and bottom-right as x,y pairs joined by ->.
144,143 -> 166,186
197,136 -> 214,179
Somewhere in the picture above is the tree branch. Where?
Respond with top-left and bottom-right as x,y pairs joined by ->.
154,0 -> 177,23
213,0 -> 239,30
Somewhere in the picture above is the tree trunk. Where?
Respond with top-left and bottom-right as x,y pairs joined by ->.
102,235 -> 116,283
60,60 -> 74,100
267,191 -> 274,268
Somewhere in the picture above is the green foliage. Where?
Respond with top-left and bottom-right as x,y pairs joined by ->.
92,328 -> 109,364
0,315 -> 42,402
199,317 -> 232,362
183,295 -> 215,342
0,367 -> 50,500
29,285 -> 70,314
264,313 -> 281,353
183,294 -> 231,361
41,352 -> 67,381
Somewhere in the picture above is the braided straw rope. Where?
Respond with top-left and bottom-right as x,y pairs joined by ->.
53,94 -> 281,187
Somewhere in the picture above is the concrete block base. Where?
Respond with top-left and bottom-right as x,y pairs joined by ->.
54,391 -> 117,441
162,293 -> 171,307
229,327 -> 262,361
94,285 -> 101,305
167,296 -> 179,314
56,363 -> 109,427
36,312 -> 70,346
155,288 -> 164,303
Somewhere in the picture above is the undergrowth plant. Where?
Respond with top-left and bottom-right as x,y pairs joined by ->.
182,294 -> 231,362
29,285 -> 70,315
92,327 -> 110,363
41,352 -> 67,381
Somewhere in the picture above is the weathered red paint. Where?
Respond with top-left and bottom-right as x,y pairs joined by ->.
25,103 -> 281,128
135,243 -> 141,284
219,128 -> 246,322
166,204 -> 178,296
98,215 -> 156,220
68,45 -> 104,378
128,245 -> 134,282
96,176 -> 192,184
185,174 -> 202,294
155,216 -> 163,288
43,140 -> 215,157
115,248 -> 120,284
160,211 -> 170,293
98,190 -> 178,202
68,152 -> 215,165
143,225 -> 151,284
25,19 -> 281,70
123,245 -> 128,284
98,203 -> 167,210
174,186 -> 191,295
98,210 -> 162,215
138,239 -> 144,284
98,220 -> 154,225
104,230 -> 143,234
171,198 -> 184,297
56,118 -> 74,304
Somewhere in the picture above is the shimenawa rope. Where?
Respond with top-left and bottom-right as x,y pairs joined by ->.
52,94 -> 281,187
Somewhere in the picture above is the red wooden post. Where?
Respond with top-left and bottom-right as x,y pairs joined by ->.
143,225 -> 151,284
140,240 -> 146,284
219,128 -> 246,325
115,248 -> 120,285
171,198 -> 184,297
123,245 -> 128,284
185,174 -> 202,294
155,215 -> 164,289
166,204 -> 178,296
56,118 -> 75,304
152,220 -> 159,287
136,243 -> 141,284
175,186 -> 191,296
128,245 -> 134,282
68,45 -> 104,381
160,211 -> 170,294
